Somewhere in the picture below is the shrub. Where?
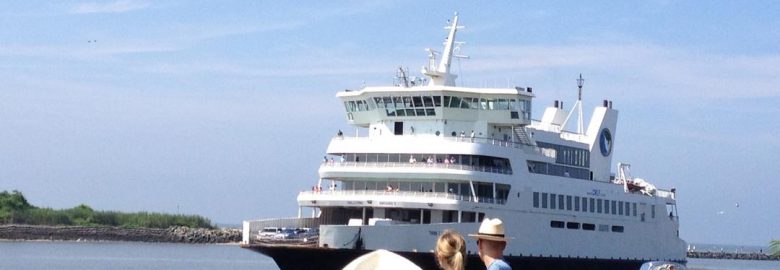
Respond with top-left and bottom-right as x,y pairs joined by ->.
0,190 -> 213,229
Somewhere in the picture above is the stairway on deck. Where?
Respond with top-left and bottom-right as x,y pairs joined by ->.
513,126 -> 533,145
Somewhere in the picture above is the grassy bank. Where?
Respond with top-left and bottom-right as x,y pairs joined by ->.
0,190 -> 213,229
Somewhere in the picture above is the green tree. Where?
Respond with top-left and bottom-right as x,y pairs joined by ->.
771,240 -> 780,258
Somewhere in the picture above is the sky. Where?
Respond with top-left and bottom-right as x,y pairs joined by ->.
1,1 -> 778,246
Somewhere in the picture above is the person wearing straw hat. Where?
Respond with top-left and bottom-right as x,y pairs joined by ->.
468,218 -> 512,270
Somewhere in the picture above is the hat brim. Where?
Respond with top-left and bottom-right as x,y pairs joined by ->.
468,233 -> 508,242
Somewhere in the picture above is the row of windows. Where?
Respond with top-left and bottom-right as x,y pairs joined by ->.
329,153 -> 512,174
338,180 -> 511,205
536,142 -> 590,168
533,192 -> 638,218
550,220 -> 624,233
343,95 -> 532,119
527,161 -> 590,180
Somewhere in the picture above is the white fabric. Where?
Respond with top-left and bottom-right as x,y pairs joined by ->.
342,249 -> 421,270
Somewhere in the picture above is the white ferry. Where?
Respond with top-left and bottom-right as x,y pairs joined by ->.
241,13 -> 687,270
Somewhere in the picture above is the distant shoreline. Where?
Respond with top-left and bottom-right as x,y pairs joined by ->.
687,250 -> 778,261
0,224 -> 240,244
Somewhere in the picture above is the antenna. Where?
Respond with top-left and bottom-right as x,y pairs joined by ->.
421,12 -> 463,86
561,73 -> 586,134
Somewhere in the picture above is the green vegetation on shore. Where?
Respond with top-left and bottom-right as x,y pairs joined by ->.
771,240 -> 780,258
1,190 -> 213,229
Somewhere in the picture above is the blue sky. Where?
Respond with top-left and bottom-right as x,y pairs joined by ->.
1,1 -> 778,246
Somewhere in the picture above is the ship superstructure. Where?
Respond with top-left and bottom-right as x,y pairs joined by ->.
241,13 -> 686,270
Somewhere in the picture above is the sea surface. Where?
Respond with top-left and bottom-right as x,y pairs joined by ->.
1,241 -> 778,270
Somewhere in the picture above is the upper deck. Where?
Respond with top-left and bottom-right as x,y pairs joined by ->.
338,86 -> 534,127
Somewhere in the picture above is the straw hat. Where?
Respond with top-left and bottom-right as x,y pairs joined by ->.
342,249 -> 422,270
468,218 -> 508,242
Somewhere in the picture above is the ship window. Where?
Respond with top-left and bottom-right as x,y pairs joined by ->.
449,96 -> 462,108
434,182 -> 445,193
426,108 -> 435,116
566,195 -> 572,211
550,220 -> 564,228
443,210 -> 458,223
533,192 -> 539,208
589,198 -> 595,213
597,199 -> 603,213
550,193 -> 557,209
598,224 -> 609,232
625,202 -> 631,216
618,201 -> 624,215
651,205 -> 656,219
580,197 -> 587,212
604,200 -> 610,214
443,96 -> 451,107
582,223 -> 595,231
480,98 -> 488,110
416,108 -> 426,116
487,99 -> 496,110
558,195 -> 564,210
374,97 -> 383,108
433,96 -> 442,107
611,201 -> 617,215
612,225 -> 624,233
459,183 -> 470,198
497,99 -> 509,110
470,98 -> 479,109
405,109 -> 416,116
574,196 -> 580,211
566,222 -> 580,229
541,193 -> 548,208
632,203 -> 637,216
460,97 -> 471,109
478,212 -> 485,222
496,184 -> 510,204
461,211 -> 476,223
412,96 -> 423,107
423,96 -> 434,107
403,96 -> 413,108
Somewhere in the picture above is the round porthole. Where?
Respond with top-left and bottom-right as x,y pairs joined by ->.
599,128 -> 613,156
435,131 -> 441,136
451,131 -> 457,137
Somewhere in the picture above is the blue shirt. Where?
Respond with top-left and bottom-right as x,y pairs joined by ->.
487,259 -> 512,270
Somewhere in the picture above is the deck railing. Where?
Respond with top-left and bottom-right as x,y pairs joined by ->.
320,161 -> 513,175
299,190 -> 506,205
331,135 -> 556,159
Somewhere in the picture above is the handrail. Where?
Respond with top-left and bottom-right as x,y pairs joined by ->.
331,135 -> 556,159
320,161 -> 513,175
299,190 -> 506,205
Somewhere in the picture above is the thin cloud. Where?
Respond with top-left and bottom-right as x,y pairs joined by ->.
71,0 -> 151,14
457,44 -> 780,99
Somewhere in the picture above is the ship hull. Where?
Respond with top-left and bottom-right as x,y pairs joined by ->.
241,244 -> 676,270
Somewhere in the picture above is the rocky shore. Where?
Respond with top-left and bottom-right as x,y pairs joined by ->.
0,224 -> 241,244
687,250 -> 779,261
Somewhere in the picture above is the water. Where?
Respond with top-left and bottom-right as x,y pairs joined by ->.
0,241 -> 279,270
0,241 -> 777,270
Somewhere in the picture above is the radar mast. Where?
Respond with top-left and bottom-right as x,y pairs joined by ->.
422,13 -> 464,86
